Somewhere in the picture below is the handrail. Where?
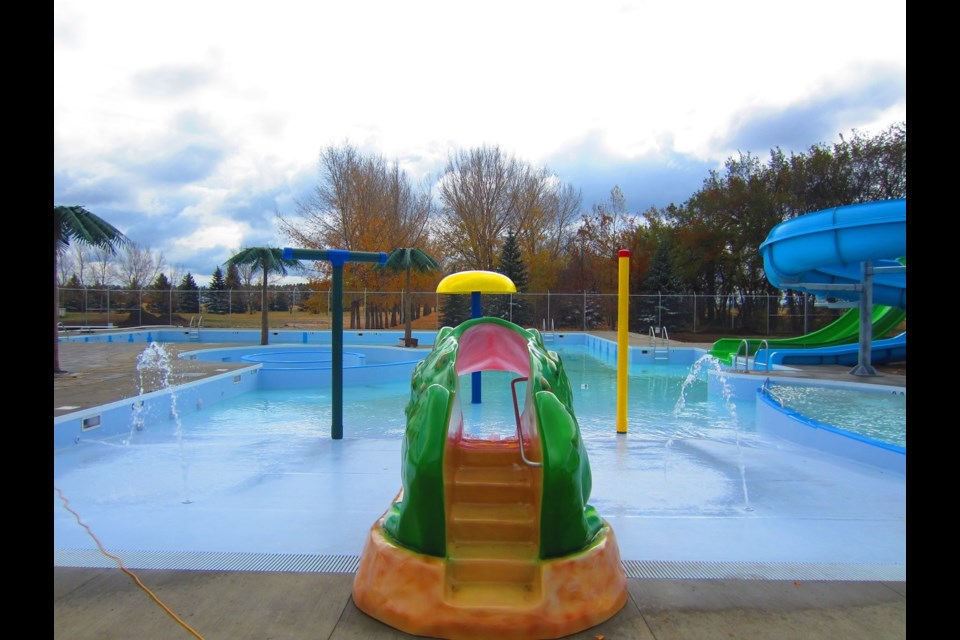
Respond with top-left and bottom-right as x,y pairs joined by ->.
511,377 -> 541,467
755,339 -> 770,371
760,377 -> 785,408
734,339 -> 751,372
648,326 -> 670,348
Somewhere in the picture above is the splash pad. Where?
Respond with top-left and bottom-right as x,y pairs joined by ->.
352,318 -> 627,639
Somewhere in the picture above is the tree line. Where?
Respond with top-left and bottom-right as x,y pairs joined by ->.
57,122 -> 905,335
279,122 -> 905,332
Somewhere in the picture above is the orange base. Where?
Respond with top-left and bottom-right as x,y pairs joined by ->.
352,517 -> 628,640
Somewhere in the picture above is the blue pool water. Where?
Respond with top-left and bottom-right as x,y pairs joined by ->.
763,382 -> 906,448
53,335 -> 906,576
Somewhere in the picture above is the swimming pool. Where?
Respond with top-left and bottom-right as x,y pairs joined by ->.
53,333 -> 905,580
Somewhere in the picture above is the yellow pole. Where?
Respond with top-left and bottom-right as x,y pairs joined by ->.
616,249 -> 630,434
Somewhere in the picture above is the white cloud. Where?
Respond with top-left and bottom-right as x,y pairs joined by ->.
54,0 -> 906,281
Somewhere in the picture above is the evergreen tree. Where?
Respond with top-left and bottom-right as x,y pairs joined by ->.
633,239 -> 686,331
439,293 -> 472,328
61,274 -> 84,312
147,272 -> 172,316
177,272 -> 200,314
206,266 -> 228,314
225,262 -> 244,313
491,230 -> 531,326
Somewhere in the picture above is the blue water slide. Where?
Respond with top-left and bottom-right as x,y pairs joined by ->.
754,332 -> 906,367
758,199 -> 906,309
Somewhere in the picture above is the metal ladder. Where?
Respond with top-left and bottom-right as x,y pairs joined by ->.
648,326 -> 670,362
733,339 -> 771,371
188,315 -> 203,341
540,318 -> 555,343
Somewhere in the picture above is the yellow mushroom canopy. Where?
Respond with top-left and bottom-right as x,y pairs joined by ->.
436,270 -> 517,294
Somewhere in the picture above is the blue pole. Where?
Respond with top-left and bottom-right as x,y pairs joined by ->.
471,291 -> 482,404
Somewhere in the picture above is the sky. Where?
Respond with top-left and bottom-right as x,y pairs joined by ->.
54,0 -> 906,286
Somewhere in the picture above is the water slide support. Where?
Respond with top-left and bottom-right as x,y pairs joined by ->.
852,261 -> 877,376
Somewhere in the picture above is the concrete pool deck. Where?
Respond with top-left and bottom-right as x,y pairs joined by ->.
53,334 -> 907,640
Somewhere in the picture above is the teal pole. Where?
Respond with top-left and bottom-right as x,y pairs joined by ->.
282,248 -> 387,439
331,260 -> 344,438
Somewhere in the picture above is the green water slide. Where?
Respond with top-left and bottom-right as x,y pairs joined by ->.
383,317 -> 602,560
708,305 -> 907,364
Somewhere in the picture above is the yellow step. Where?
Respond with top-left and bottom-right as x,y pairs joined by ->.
444,579 -> 542,608
448,557 -> 539,583
448,541 -> 538,561
450,465 -> 534,503
448,502 -> 537,543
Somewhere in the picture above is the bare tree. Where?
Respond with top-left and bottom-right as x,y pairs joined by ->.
435,145 -> 521,270
57,246 -> 78,286
436,146 -> 582,286
279,142 -> 433,278
511,169 -> 582,290
116,243 -> 166,290
279,142 -> 437,329
87,245 -> 119,286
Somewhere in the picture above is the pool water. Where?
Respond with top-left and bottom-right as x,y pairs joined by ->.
123,348 -> 754,442
765,383 -> 906,448
54,342 -> 906,572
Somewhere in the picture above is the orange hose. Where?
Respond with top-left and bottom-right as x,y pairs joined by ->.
55,485 -> 206,640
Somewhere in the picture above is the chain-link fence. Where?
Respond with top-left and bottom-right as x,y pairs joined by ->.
57,286 -> 862,338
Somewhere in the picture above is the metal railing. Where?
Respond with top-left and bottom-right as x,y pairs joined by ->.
648,326 -> 670,361
511,377 -> 541,468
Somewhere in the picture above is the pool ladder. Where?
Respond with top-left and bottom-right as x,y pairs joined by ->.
188,315 -> 203,341
733,339 -> 771,372
648,326 -> 670,361
541,318 -> 556,343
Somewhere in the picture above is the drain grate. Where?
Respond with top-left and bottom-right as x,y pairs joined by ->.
621,559 -> 905,581
54,549 -> 360,574
55,549 -> 903,581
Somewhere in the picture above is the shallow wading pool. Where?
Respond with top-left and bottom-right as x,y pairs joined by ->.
54,331 -> 905,580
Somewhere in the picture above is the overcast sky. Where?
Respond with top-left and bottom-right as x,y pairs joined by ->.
54,0 -> 906,286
